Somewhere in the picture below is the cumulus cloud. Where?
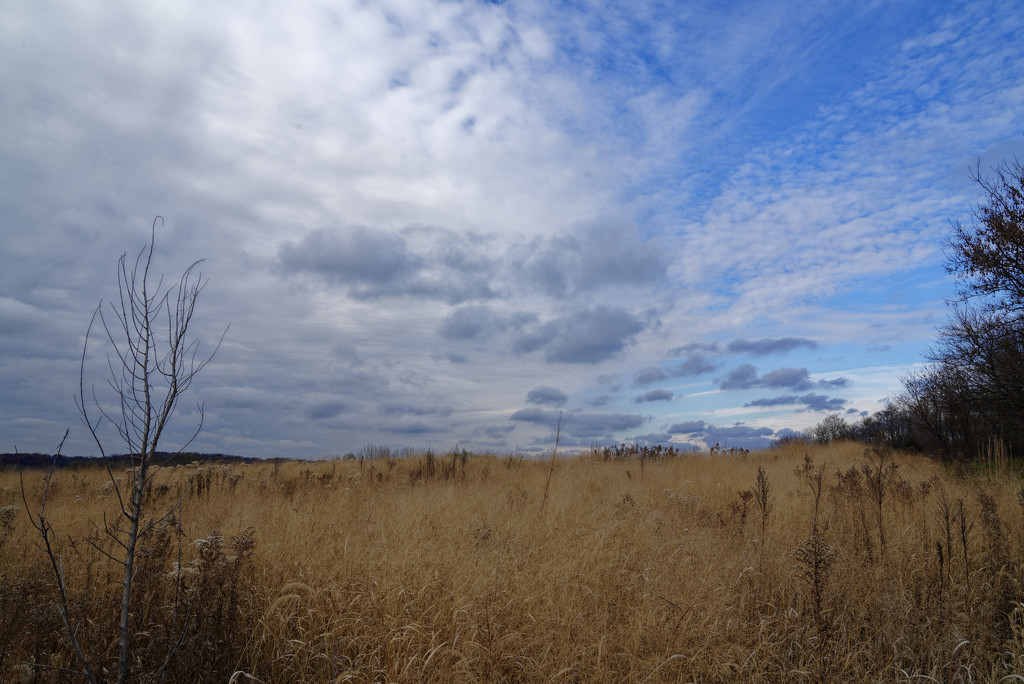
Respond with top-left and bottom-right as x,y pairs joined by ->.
744,393 -> 847,412
705,424 -> 776,445
526,386 -> 568,405
470,424 -> 516,446
668,420 -> 707,434
278,226 -> 411,286
440,305 -> 536,341
719,363 -> 761,390
672,354 -> 719,377
760,367 -> 815,390
635,389 -> 673,403
388,419 -> 446,434
278,226 -> 498,303
744,395 -> 801,407
510,407 -> 647,439
719,364 -> 849,391
563,412 -> 647,438
726,337 -> 818,355
629,433 -> 676,446
709,424 -> 775,439
634,357 -> 717,384
275,219 -> 674,315
663,342 -> 808,383
668,418 -> 782,450
803,394 -> 847,411
633,367 -> 668,386
439,306 -> 490,340
378,402 -> 453,417
518,220 -> 670,297
670,342 -> 720,356
514,306 -> 647,363
510,407 -> 555,424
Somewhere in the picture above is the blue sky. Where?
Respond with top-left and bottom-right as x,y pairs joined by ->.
2,0 -> 1022,457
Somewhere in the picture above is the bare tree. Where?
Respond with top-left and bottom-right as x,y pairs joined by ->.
68,217 -> 226,683
896,363 -> 981,460
809,413 -> 852,445
894,155 -> 1024,461
946,157 -> 1024,313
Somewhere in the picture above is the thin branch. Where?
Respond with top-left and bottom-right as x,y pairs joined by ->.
540,411 -> 563,513
18,431 -> 99,684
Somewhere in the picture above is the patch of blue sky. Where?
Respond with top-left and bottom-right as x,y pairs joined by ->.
659,3 -> 1012,213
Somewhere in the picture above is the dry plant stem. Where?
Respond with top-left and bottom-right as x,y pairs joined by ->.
956,497 -> 973,611
19,430 -> 99,684
937,490 -> 954,586
863,446 -> 897,557
793,461 -> 836,681
755,466 -> 773,555
540,410 -> 562,513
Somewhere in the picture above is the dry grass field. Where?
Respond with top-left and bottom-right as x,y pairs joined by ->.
3,441 -> 1024,682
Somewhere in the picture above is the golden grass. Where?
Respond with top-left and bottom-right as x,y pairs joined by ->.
3,442 -> 1024,682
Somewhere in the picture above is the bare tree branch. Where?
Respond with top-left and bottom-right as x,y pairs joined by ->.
19,430 -> 99,684
54,216 -> 226,683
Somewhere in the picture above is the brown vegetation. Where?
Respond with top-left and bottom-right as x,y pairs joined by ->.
4,441 -> 1024,682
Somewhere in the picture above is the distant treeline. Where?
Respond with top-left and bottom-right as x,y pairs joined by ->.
792,158 -> 1024,462
1,452 -> 260,470
886,156 -> 1024,462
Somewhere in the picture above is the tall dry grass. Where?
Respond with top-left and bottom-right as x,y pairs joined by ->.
3,442 -> 1024,682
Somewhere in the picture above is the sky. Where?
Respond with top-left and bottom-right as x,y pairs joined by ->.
2,0 -> 1023,458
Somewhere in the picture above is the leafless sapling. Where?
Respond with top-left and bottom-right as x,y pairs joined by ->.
72,217 -> 227,683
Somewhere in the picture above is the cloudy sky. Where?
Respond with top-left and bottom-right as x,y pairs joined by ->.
2,0 -> 1023,458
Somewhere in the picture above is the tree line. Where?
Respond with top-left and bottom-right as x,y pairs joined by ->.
804,156 -> 1024,461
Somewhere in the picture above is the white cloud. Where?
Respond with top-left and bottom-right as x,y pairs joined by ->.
1,0 -> 1022,457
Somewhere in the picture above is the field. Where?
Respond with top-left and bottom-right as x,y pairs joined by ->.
3,442 -> 1024,682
